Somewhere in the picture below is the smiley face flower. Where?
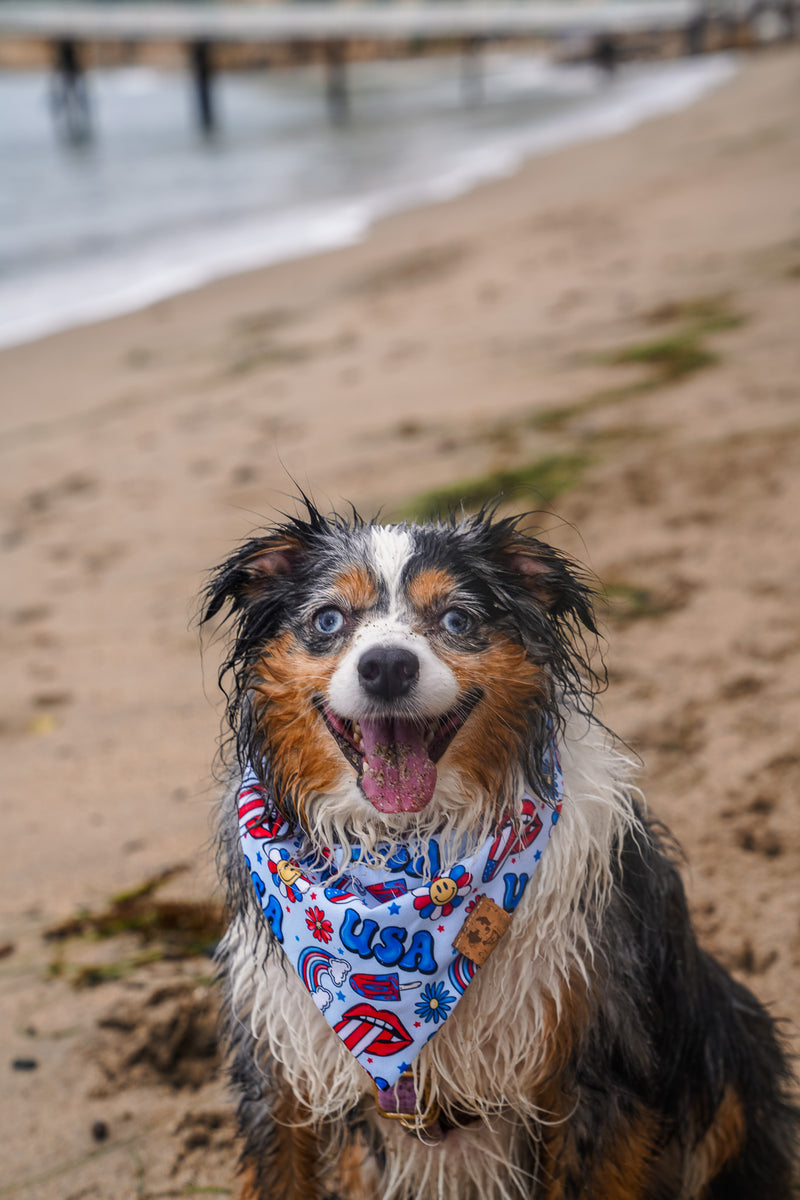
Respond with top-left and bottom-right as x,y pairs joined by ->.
412,865 -> 472,920
268,847 -> 310,904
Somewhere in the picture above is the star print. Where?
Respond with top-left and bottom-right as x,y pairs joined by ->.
414,1021 -> 421,1028
398,1062 -> 411,1074
310,892 -> 317,900
389,902 -> 401,915
336,991 -> 345,1002
438,925 -> 445,932
256,851 -> 263,864
367,1057 -> 373,1063
534,850 -> 542,861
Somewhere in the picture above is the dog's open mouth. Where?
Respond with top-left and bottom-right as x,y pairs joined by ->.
315,691 -> 481,814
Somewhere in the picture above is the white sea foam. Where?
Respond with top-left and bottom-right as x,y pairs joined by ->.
0,52 -> 736,350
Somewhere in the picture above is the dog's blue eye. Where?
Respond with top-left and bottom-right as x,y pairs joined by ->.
313,607 -> 345,635
440,609 -> 472,635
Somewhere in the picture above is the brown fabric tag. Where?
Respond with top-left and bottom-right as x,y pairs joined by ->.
452,895 -> 512,966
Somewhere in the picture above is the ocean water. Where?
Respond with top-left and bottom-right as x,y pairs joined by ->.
0,51 -> 736,350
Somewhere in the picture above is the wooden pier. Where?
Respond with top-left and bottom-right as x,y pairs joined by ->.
0,1 -> 793,139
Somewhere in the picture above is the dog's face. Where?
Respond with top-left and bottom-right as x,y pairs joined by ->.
204,508 -> 595,847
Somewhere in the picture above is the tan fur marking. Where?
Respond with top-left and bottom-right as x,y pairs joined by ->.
689,1086 -> 746,1195
521,972 -> 590,1130
406,567 -> 459,612
251,632 -> 348,802
541,1105 -> 659,1200
437,635 -> 549,809
238,1162 -> 263,1200
238,1078 -> 323,1200
328,1133 -> 383,1200
331,564 -> 379,612
586,1110 -> 660,1200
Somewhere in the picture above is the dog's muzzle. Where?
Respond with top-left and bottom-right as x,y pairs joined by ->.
317,689 -> 482,814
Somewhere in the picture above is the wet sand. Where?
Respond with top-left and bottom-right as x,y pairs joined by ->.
1,46 -> 798,1198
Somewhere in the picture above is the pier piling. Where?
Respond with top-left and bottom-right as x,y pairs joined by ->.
0,2 -> 771,139
460,36 -> 484,105
325,41 -> 349,124
189,40 -> 216,136
51,38 -> 91,144
686,12 -> 709,54
592,33 -> 619,74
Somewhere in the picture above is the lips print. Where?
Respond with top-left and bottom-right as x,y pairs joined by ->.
333,1004 -> 413,1058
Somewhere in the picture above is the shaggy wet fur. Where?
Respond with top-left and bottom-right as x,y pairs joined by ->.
202,504 -> 797,1200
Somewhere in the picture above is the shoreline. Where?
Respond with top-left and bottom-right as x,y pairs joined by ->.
0,50 -> 737,353
1,45 -> 798,1198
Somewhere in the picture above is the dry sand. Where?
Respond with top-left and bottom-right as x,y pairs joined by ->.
1,46 -> 798,1198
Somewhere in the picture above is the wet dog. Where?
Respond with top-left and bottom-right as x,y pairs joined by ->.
202,504 -> 796,1200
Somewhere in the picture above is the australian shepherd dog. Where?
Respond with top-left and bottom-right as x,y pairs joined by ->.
202,503 -> 796,1200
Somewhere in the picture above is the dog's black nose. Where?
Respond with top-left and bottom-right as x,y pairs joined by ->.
357,647 -> 419,701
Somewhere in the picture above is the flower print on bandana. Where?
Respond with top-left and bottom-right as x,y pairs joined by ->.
239,740 -> 563,1090
412,865 -> 472,920
268,847 -> 310,904
415,981 -> 455,1025
305,905 -> 334,944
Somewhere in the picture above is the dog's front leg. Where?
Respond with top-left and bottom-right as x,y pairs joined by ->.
533,1072 -> 666,1200
236,1063 -> 325,1200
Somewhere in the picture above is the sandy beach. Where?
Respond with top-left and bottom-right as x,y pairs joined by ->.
1,45 -> 798,1198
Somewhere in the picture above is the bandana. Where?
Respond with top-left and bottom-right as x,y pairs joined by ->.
238,747 -> 562,1090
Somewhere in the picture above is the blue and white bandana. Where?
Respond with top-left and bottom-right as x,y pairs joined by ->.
238,750 -> 562,1089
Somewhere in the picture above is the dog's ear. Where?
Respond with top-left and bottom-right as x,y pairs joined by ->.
498,539 -> 598,634
201,534 -> 305,624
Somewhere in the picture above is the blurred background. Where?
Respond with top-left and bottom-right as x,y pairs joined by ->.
1,1 -> 798,1196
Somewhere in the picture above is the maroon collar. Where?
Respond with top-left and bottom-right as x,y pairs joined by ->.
374,1072 -> 444,1140
374,1072 -> 480,1141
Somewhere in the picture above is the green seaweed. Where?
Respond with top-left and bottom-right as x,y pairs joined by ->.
604,583 -> 667,624
529,293 -> 743,431
402,453 -> 592,521
602,580 -> 691,626
528,381 -> 652,432
605,331 -> 717,383
109,864 -> 189,908
181,1190 -> 234,1197
72,950 -> 167,989
642,293 -> 743,334
45,865 -> 224,985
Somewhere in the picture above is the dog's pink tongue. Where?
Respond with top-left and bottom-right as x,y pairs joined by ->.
358,717 -> 437,813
